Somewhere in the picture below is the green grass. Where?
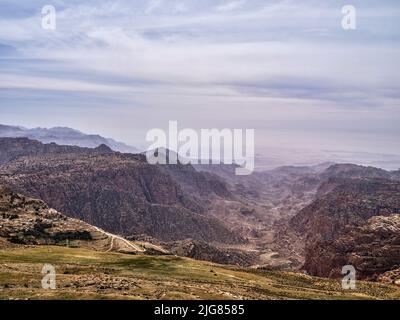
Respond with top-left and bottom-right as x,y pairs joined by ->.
0,246 -> 399,300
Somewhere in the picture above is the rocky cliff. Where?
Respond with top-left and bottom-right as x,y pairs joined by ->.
302,214 -> 400,282
290,178 -> 400,280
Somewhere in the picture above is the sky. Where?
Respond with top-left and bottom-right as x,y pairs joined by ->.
0,0 -> 399,166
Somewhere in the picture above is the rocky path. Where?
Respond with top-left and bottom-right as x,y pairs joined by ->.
91,226 -> 145,253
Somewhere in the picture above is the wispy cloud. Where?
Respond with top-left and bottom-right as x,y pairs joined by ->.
145,0 -> 163,15
214,0 -> 246,12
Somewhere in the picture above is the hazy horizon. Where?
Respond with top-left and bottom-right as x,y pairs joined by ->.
1,121 -> 400,171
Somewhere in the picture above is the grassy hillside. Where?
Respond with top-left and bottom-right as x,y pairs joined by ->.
0,246 -> 399,300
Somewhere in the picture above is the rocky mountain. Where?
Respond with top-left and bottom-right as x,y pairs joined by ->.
0,137 -> 113,166
0,124 -> 138,153
303,214 -> 400,283
289,178 -> 400,280
270,163 -> 400,268
391,169 -> 400,180
0,185 -> 167,254
0,138 -> 243,245
320,163 -> 393,180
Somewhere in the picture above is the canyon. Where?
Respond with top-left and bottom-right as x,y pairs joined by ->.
0,133 -> 399,295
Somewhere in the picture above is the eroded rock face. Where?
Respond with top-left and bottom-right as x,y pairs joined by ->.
291,179 -> 400,238
303,214 -> 400,281
290,179 -> 400,280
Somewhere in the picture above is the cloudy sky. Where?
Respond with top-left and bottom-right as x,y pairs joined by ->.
0,0 -> 399,164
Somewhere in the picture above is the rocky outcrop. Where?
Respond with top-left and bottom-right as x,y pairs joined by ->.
378,267 -> 400,285
0,185 -> 91,245
0,185 -> 166,254
289,179 -> 400,280
166,239 -> 258,267
290,179 -> 400,237
303,214 -> 400,281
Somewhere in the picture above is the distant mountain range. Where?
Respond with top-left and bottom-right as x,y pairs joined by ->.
0,124 -> 138,153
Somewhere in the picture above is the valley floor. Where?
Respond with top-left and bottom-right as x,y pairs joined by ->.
0,246 -> 399,300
